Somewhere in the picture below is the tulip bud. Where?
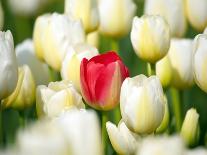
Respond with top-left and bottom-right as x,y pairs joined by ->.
80,51 -> 129,111
65,0 -> 99,33
120,75 -> 165,134
61,43 -> 99,92
106,120 -> 139,155
186,0 -> 207,32
131,15 -> 170,63
168,39 -> 194,89
16,39 -> 50,85
36,80 -> 85,118
137,136 -> 185,155
33,14 -> 51,61
186,147 -> 207,155
193,34 -> 207,93
181,108 -> 199,146
87,31 -> 99,48
144,0 -> 186,37
98,0 -> 136,38
0,31 -> 18,100
0,2 -> 4,30
2,65 -> 36,110
156,56 -> 172,88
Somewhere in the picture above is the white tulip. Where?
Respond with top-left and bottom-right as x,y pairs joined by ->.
61,43 -> 99,92
144,0 -> 186,37
98,0 -> 136,38
193,34 -> 207,93
2,65 -> 36,109
16,39 -> 50,85
106,120 -> 139,155
131,15 -> 170,63
137,136 -> 185,155
168,39 -> 194,89
186,0 -> 207,32
186,147 -> 207,155
36,80 -> 85,118
65,0 -> 99,33
0,2 -> 4,30
55,109 -> 103,155
0,31 -> 18,100
43,13 -> 85,71
120,75 -> 165,134
86,31 -> 99,48
204,27 -> 207,34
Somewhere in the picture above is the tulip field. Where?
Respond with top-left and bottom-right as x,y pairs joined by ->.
0,0 -> 207,155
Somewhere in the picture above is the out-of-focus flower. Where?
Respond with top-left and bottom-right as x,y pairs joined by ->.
80,51 -> 129,110
186,0 -> 207,32
181,108 -> 199,147
137,136 -> 185,155
144,0 -> 186,37
16,39 -> 50,85
106,120 -> 139,155
156,56 -> 172,87
34,13 -> 85,71
0,2 -> 4,30
0,31 -> 18,100
204,27 -> 207,34
120,75 -> 165,134
156,96 -> 169,133
186,147 -> 207,155
2,65 -> 35,110
87,31 -> 99,48
168,39 -> 194,89
33,14 -> 51,61
193,34 -> 207,93
61,43 -> 99,92
65,0 -> 99,33
17,120 -> 69,155
8,0 -> 50,17
36,81 -> 85,118
131,15 -> 170,63
55,109 -> 103,155
98,0 -> 136,38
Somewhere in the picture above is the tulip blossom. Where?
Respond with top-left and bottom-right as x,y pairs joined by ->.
0,31 -> 18,100
86,31 -> 99,48
120,75 -> 165,134
80,51 -> 129,110
131,15 -> 170,63
65,0 -> 99,33
186,148 -> 207,155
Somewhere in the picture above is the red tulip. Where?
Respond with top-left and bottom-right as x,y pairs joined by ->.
80,51 -> 129,110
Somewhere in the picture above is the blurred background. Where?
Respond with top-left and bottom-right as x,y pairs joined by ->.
1,0 -> 206,149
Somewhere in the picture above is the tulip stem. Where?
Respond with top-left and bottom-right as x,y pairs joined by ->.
102,112 -> 108,154
170,87 -> 182,131
19,111 -> 26,127
0,101 -> 3,147
111,39 -> 119,53
114,106 -> 121,125
147,63 -> 155,76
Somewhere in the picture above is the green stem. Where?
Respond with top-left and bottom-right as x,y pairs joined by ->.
111,39 -> 119,53
102,112 -> 108,154
147,63 -> 155,76
170,87 -> 182,131
19,111 -> 26,128
114,106 -> 121,125
0,101 -> 3,147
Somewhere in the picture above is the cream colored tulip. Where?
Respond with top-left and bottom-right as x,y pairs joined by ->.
65,0 -> 99,33
131,15 -> 170,63
36,80 -> 85,118
106,120 -> 139,155
98,0 -> 136,38
204,27 -> 207,34
0,31 -> 18,100
2,65 -> 35,109
186,147 -> 207,155
137,136 -> 185,155
55,109 -> 103,155
16,39 -> 50,85
144,0 -> 186,37
61,43 -> 99,92
193,34 -> 207,93
181,108 -> 199,146
186,0 -> 207,32
168,38 -> 194,89
86,31 -> 99,48
120,75 -> 165,134
33,14 -> 51,61
0,2 -> 4,30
